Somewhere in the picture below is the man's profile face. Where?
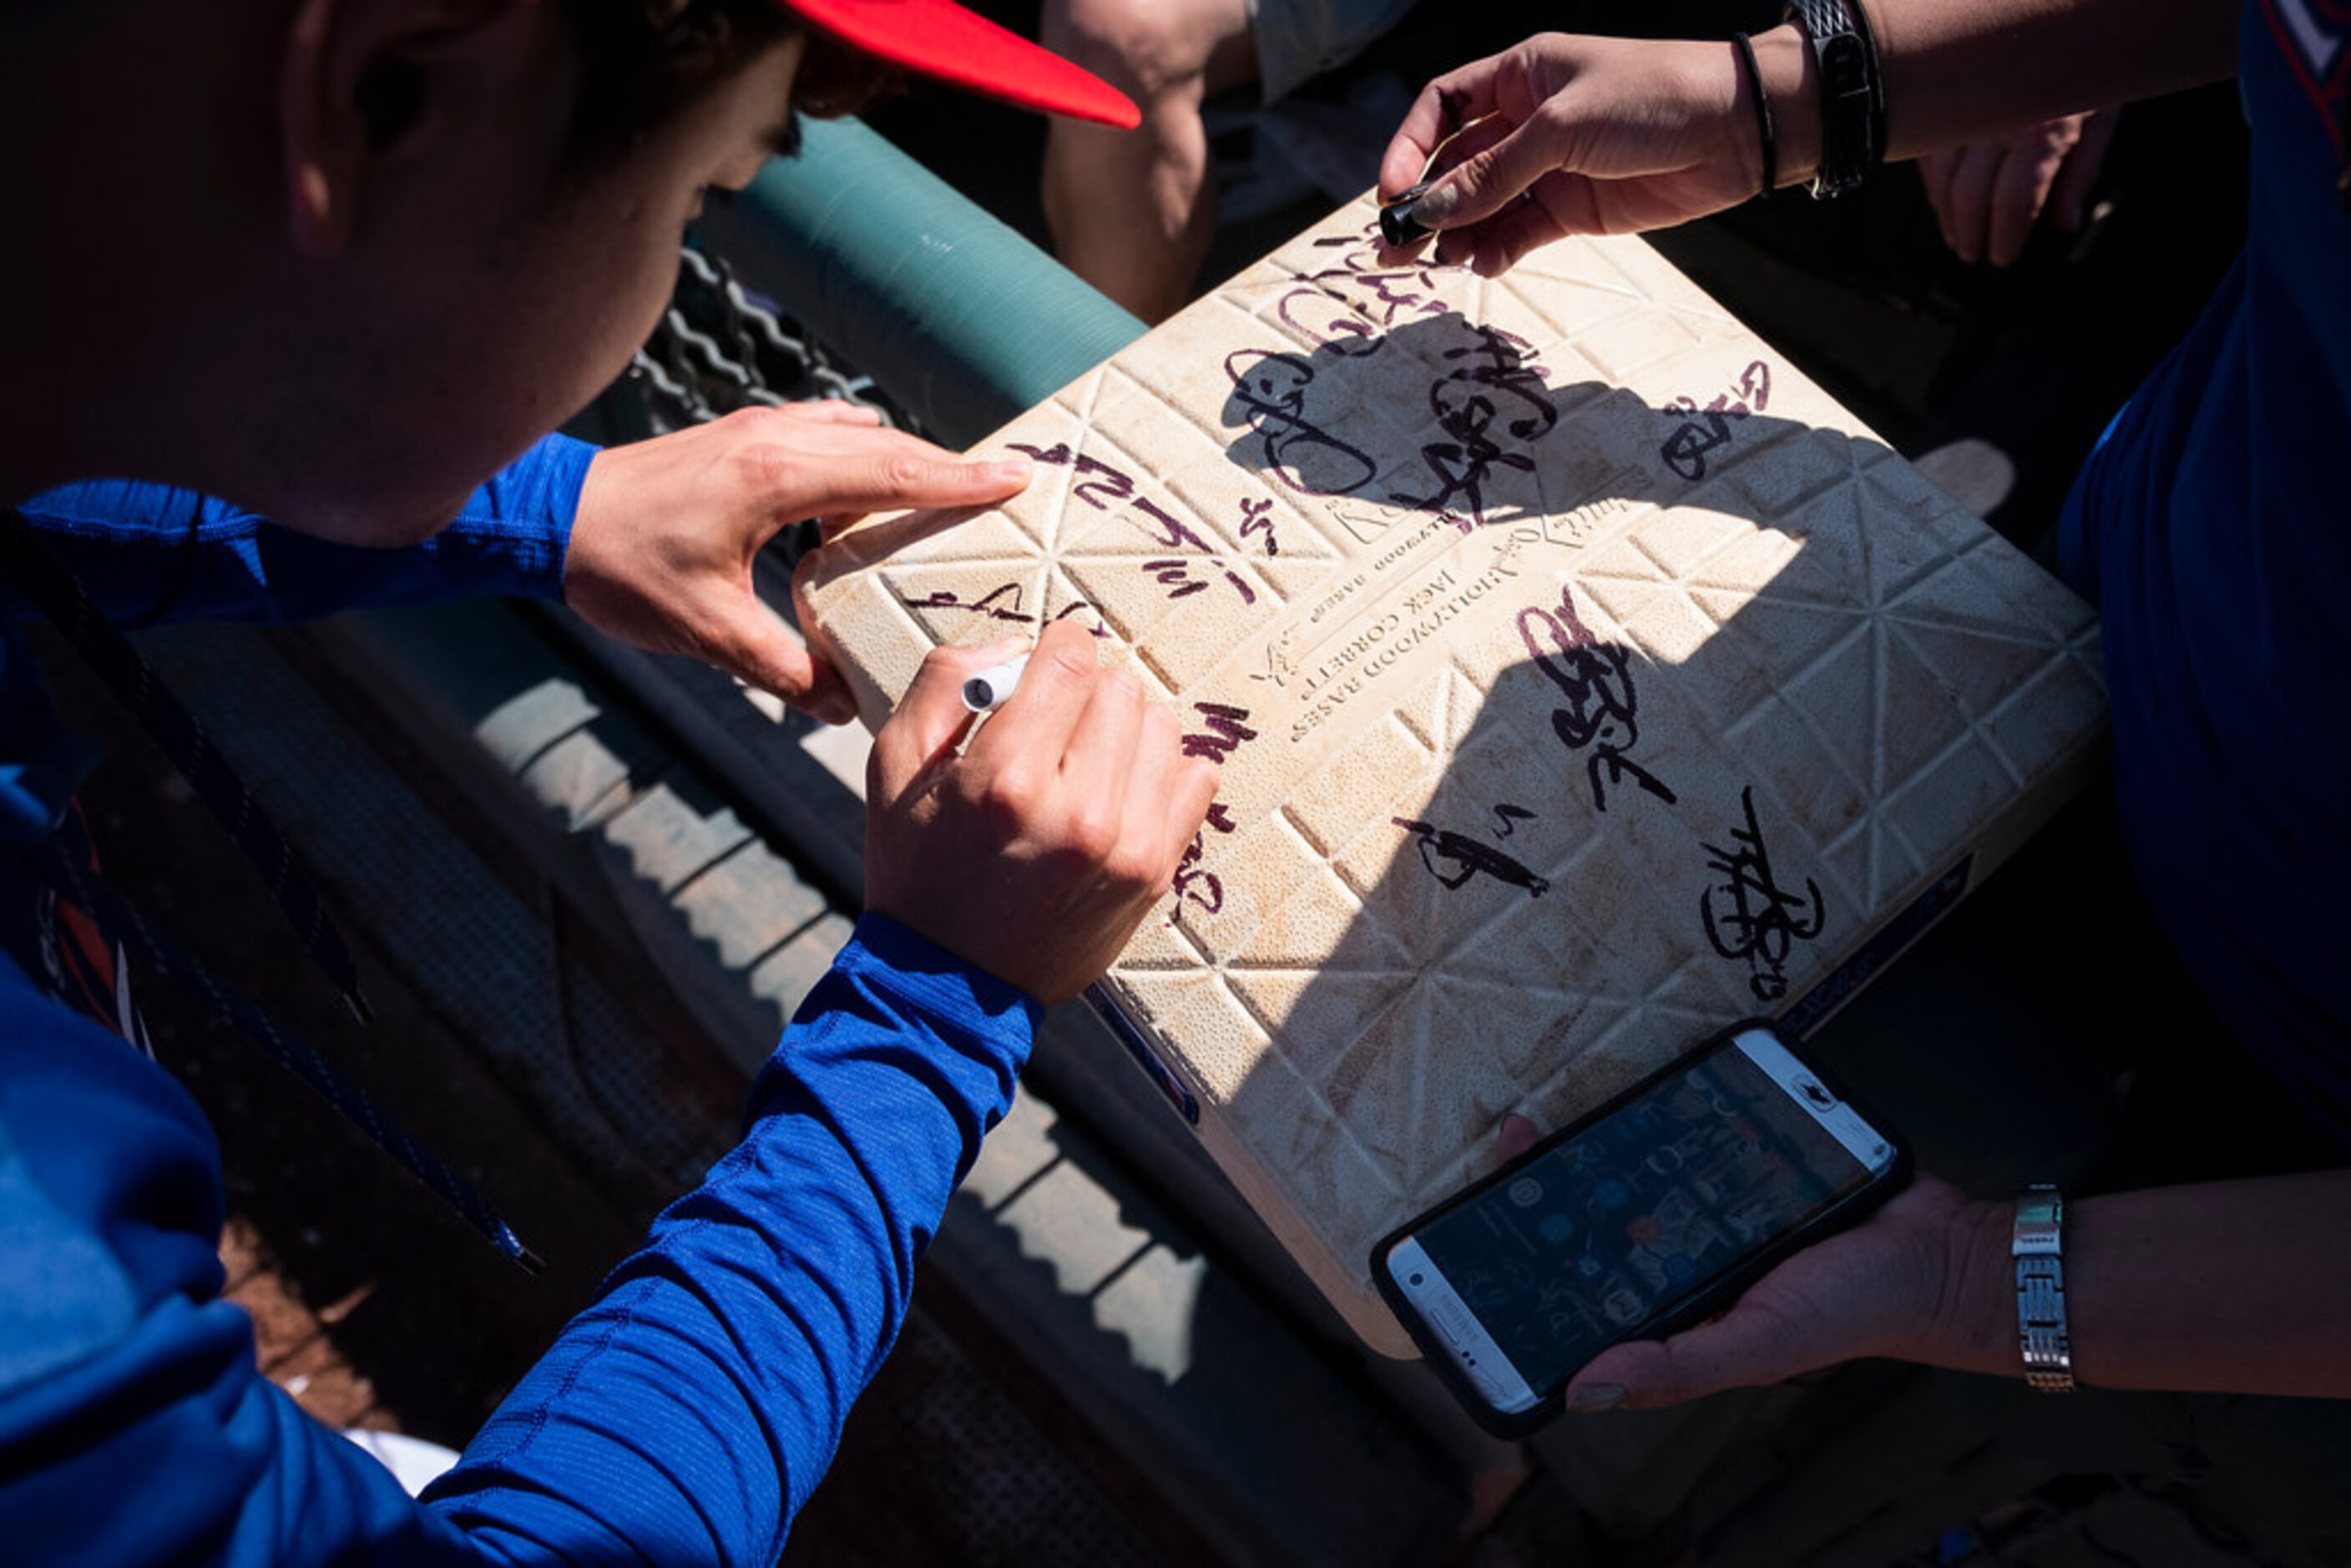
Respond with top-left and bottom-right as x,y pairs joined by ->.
193,6 -> 809,546
414,32 -> 811,539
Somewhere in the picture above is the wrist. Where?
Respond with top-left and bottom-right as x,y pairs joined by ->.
561,446 -> 617,604
838,911 -> 1048,1035
1919,1192 -> 2024,1377
441,432 -> 595,605
1750,24 -> 1823,191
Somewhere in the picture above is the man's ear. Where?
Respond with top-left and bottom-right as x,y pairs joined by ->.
279,0 -> 533,257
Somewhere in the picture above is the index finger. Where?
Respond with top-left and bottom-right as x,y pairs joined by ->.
1380,62 -> 1501,198
789,427 -> 1034,516
776,398 -> 887,427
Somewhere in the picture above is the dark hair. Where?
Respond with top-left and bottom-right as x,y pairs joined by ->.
557,0 -> 895,156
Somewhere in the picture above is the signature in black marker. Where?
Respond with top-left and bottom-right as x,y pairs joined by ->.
1010,442 -> 1256,605
1515,587 -> 1676,814
902,583 -> 1111,638
1182,703 -> 1259,763
1142,558 -> 1258,606
1698,785 -> 1825,1003
1237,496 -> 1279,557
1009,442 -> 1131,513
1659,360 -> 1772,483
1170,801 -> 1239,920
903,582 -> 1033,625
1010,442 -> 1216,552
1277,229 -> 1448,349
1128,496 -> 1214,553
1490,803 -> 1536,839
1393,816 -> 1550,899
1224,349 -> 1379,498
1391,326 -> 1560,528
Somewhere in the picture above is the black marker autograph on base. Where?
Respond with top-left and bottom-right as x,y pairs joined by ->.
1515,586 -> 1676,815
1393,816 -> 1550,899
1699,785 -> 1825,1002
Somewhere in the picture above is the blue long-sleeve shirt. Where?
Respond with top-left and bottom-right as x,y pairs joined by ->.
0,916 -> 1036,1566
8,440 -> 590,627
0,434 -> 1041,1562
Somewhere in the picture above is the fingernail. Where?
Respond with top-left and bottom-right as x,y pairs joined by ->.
988,458 -> 1032,483
1565,1383 -> 1625,1413
1409,181 -> 1459,226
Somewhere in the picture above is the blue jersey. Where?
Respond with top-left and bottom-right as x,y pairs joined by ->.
0,436 -> 1041,1563
2058,2 -> 2351,1146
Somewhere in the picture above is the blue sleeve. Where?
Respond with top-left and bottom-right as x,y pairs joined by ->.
0,913 -> 1039,1566
420,915 -> 1042,1560
9,434 -> 594,627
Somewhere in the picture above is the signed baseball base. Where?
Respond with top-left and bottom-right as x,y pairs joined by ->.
799,195 -> 2106,1356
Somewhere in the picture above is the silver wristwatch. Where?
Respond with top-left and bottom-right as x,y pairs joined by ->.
2012,1185 -> 2075,1393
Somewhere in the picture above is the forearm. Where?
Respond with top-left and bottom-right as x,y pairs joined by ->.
1748,0 -> 2238,185
10,435 -> 589,627
0,921 -> 1037,1565
1930,1170 -> 2351,1397
422,917 -> 1040,1560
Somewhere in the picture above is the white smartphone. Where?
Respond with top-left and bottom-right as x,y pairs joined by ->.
1373,1019 -> 1908,1436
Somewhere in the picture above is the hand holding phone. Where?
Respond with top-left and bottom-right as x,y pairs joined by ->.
1555,1170 -> 1987,1414
1375,1021 -> 1911,1435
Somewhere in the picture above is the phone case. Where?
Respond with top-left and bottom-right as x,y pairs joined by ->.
1371,1018 -> 1913,1439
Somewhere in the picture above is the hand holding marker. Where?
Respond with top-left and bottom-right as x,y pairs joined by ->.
866,621 -> 1221,1007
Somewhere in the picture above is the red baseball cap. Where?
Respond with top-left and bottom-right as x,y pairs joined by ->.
773,0 -> 1140,129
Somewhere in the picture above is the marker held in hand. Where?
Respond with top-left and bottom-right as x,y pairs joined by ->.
962,653 -> 1032,713
1380,182 -> 1439,246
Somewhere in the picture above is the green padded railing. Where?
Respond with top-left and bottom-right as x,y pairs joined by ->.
700,116 -> 1147,448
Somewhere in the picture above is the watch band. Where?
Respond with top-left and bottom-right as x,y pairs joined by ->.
1783,0 -> 1879,199
2012,1185 -> 2075,1393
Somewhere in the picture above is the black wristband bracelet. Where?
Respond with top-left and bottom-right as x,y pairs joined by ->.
1785,0 -> 1880,199
1847,0 -> 1888,176
1731,32 -> 1777,201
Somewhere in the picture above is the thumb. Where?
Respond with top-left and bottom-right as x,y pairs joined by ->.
1410,108 -> 1575,231
711,601 -> 858,726
1474,1112 -> 1542,1180
1564,1336 -> 1699,1413
1565,1298 -> 1821,1413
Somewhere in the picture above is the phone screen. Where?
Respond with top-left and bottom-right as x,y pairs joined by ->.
1395,1029 -> 1895,1404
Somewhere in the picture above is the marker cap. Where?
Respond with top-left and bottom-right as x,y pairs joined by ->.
771,0 -> 1140,129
